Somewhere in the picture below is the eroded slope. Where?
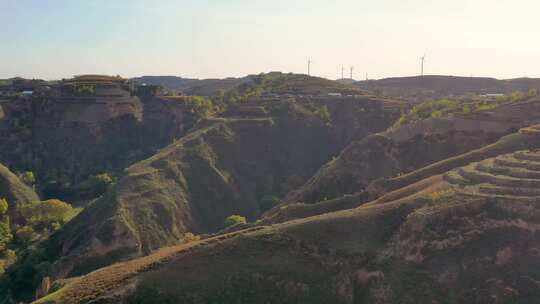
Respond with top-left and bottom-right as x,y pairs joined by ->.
35,129 -> 540,304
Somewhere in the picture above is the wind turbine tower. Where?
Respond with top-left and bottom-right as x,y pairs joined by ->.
420,53 -> 426,77
308,58 -> 313,76
350,66 -> 354,79
341,66 -> 345,79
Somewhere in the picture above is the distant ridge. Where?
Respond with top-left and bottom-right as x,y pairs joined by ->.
356,75 -> 540,101
131,76 -> 246,96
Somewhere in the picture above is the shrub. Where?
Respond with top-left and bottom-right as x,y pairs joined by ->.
431,110 -> 443,118
224,215 -> 247,228
73,173 -> 114,199
316,106 -> 331,122
186,96 -> 219,119
15,226 -> 36,244
428,190 -> 453,203
17,199 -> 74,233
182,232 -> 200,243
0,217 -> 11,251
90,173 -> 113,193
0,199 -> 7,215
396,99 -> 460,126
0,199 -> 11,250
19,172 -> 35,187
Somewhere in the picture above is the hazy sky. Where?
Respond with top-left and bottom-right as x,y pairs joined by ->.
1,0 -> 540,80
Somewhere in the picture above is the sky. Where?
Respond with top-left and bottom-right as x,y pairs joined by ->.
1,0 -> 540,80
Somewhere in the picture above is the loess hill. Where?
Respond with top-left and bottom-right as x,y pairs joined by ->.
286,97 -> 540,206
8,73 -> 540,303
35,127 -> 540,304
44,96 -> 400,281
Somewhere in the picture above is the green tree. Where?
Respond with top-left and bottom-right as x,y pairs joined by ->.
316,106 -> 332,122
90,173 -> 113,194
224,215 -> 247,228
0,199 -> 12,250
0,198 -> 8,215
431,110 -> 443,118
18,199 -> 74,232
182,232 -> 200,243
19,172 -> 35,187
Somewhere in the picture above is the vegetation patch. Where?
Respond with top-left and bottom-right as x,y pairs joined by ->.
395,89 -> 538,127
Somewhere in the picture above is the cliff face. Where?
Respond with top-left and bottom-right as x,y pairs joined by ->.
0,93 -> 194,199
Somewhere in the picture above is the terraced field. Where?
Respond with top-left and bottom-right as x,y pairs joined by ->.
444,150 -> 540,202
519,124 -> 540,136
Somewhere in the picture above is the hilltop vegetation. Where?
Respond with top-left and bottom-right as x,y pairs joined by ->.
395,89 -> 538,127
217,72 -> 366,105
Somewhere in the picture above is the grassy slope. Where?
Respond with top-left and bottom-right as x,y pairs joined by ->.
36,129 -> 540,304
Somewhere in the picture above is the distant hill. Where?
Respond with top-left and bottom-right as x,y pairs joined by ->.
357,75 -> 540,101
226,72 -> 366,97
131,76 -> 246,96
132,73 -> 366,97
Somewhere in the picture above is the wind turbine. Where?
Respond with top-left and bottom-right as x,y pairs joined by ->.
350,66 -> 354,79
420,53 -> 427,77
341,66 -> 345,79
308,58 -> 313,76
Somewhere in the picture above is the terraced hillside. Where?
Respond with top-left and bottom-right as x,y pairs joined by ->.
446,149 -> 540,202
287,98 -> 540,204
34,128 -> 540,304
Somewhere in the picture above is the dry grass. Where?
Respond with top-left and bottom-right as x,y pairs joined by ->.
34,226 -> 266,304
